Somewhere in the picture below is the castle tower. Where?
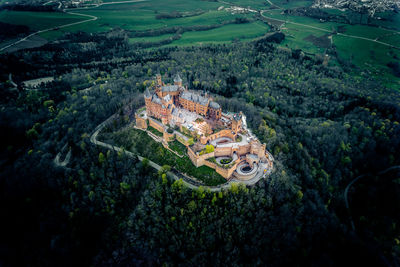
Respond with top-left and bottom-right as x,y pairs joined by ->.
156,74 -> 162,86
174,73 -> 182,87
144,88 -> 152,115
231,112 -> 243,134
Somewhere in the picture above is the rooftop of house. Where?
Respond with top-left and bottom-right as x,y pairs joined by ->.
174,73 -> 182,82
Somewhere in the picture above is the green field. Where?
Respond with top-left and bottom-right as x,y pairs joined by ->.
1,0 -> 399,87
169,21 -> 269,46
1,0 -> 263,45
0,10 -> 85,31
333,34 -> 400,88
260,6 -> 400,88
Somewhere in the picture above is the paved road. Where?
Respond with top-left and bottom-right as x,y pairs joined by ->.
90,114 -> 273,191
344,165 -> 400,231
53,143 -> 72,168
8,73 -> 18,88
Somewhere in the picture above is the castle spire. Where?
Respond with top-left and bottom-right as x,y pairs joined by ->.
174,73 -> 182,87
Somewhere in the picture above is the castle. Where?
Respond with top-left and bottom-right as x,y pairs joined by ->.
135,74 -> 273,180
144,74 -> 222,125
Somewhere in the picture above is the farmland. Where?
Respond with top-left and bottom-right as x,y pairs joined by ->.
259,4 -> 400,88
0,0 -> 268,47
0,0 -> 399,87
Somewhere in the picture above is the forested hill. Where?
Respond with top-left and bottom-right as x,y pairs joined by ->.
0,32 -> 399,266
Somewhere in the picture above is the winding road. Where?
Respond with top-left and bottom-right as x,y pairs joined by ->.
90,113 -> 273,191
2,0 -> 399,52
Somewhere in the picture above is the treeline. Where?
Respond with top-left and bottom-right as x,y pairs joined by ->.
132,17 -> 251,37
0,22 -> 30,40
155,10 -> 205,20
284,7 -> 350,24
0,3 -> 58,12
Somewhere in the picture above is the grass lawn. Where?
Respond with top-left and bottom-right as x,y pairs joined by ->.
168,140 -> 187,156
104,128 -> 226,186
148,126 -> 163,137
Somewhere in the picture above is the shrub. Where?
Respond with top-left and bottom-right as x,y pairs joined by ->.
220,158 -> 232,164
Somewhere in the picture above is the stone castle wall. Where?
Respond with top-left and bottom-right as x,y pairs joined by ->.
214,146 -> 233,157
204,160 -> 217,169
201,129 -> 236,145
215,162 -> 239,179
187,145 -> 240,180
148,118 -> 165,133
163,131 -> 175,142
135,114 -> 147,129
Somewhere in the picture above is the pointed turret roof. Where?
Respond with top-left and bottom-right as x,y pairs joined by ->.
144,88 -> 151,98
174,73 -> 182,82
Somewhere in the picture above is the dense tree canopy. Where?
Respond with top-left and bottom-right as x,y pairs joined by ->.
0,31 -> 399,266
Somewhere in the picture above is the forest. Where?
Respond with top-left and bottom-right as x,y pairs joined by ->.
0,29 -> 400,266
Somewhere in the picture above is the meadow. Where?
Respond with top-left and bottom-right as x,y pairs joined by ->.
0,0 -> 399,87
1,0 -> 266,45
260,5 -> 400,88
168,21 -> 269,46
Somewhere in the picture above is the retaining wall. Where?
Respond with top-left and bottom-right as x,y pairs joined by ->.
149,118 -> 165,133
